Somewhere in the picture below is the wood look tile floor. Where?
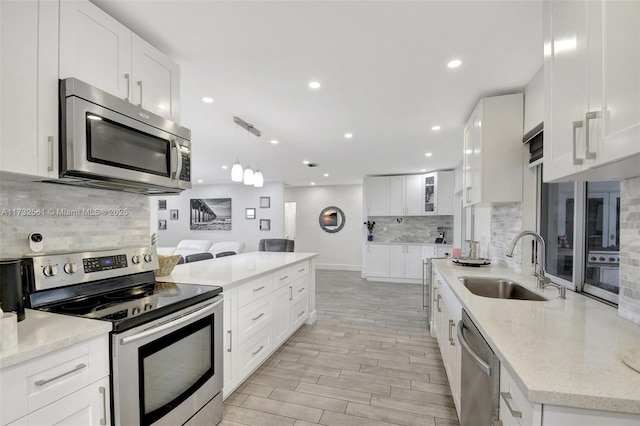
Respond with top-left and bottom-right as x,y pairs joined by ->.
221,270 -> 459,426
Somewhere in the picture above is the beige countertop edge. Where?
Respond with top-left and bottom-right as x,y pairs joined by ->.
431,259 -> 640,415
1,310 -> 112,369
366,242 -> 453,246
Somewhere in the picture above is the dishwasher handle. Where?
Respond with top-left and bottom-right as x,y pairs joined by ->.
457,320 -> 491,376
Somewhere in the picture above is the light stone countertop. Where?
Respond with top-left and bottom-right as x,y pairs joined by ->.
0,309 -> 112,369
432,259 -> 640,414
156,251 -> 318,289
366,242 -> 453,246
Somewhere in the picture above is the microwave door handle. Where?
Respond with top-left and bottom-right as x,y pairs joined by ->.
171,139 -> 183,180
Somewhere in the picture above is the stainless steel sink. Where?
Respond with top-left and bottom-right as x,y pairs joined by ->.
458,277 -> 548,301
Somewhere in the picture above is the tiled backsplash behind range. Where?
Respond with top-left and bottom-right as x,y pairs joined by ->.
620,176 -> 640,325
0,180 -> 150,258
368,216 -> 453,243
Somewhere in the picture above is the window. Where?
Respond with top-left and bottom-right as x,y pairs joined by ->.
538,166 -> 620,304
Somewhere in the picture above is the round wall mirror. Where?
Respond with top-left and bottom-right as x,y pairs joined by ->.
319,206 -> 345,233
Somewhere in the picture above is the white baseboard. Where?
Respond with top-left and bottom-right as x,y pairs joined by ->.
316,263 -> 361,271
364,277 -> 423,285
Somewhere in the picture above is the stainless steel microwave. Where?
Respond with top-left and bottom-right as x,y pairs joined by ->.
57,78 -> 191,194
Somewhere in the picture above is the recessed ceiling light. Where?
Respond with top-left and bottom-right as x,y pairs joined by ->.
324,173 -> 329,177
308,81 -> 321,89
221,165 -> 228,170
421,169 -> 427,172
202,97 -> 213,103
425,152 -> 433,157
344,133 -> 353,139
197,179 -> 203,183
303,160 -> 310,165
431,125 -> 441,131
310,182 -> 316,186
447,59 -> 462,68
270,140 -> 279,145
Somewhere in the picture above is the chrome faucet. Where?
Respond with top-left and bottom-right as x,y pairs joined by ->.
506,230 -> 566,299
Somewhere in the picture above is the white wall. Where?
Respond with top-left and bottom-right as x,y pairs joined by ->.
524,66 -> 544,134
284,185 -> 363,271
150,182 -> 284,252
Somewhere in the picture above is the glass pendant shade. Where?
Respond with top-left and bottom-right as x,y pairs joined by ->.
243,166 -> 254,185
231,160 -> 243,182
253,170 -> 264,187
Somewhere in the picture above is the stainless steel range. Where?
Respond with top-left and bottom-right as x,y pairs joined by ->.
23,246 -> 223,426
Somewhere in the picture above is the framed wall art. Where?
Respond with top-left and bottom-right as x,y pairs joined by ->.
259,196 -> 270,208
245,208 -> 256,219
190,198 -> 232,230
170,209 -> 179,220
260,219 -> 271,231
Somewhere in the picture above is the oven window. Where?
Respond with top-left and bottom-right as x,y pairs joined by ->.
86,113 -> 170,177
139,315 -> 214,425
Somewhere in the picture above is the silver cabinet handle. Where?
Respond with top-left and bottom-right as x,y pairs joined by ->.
457,321 -> 491,375
279,275 -> 289,281
585,111 -> 600,159
35,363 -> 87,386
137,80 -> 143,107
436,294 -> 441,312
253,286 -> 265,292
289,286 -> 293,301
466,187 -> 471,204
99,386 -> 107,425
500,392 -> 523,419
297,310 -> 305,318
297,268 -> 306,273
227,330 -> 232,353
124,73 -> 131,102
252,312 -> 265,321
252,345 -> 265,356
47,136 -> 54,171
449,320 -> 455,346
572,120 -> 584,165
297,287 -> 305,293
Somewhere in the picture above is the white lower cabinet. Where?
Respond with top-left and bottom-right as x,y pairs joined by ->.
223,261 -> 311,398
1,335 -> 110,426
367,244 -> 432,283
500,365 -> 541,426
365,244 -> 391,278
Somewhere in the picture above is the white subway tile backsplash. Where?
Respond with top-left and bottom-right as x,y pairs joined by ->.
490,202 -> 522,270
619,176 -> 640,325
368,216 -> 453,243
0,180 -> 150,258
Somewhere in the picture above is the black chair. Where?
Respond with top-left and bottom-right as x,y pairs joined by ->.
258,239 -> 295,252
176,256 -> 185,265
215,251 -> 236,258
184,252 -> 214,263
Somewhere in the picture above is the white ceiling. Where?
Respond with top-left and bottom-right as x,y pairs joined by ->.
93,0 -> 543,187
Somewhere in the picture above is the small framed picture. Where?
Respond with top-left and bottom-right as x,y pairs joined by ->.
170,209 -> 179,220
259,196 -> 270,209
245,208 -> 256,220
260,219 -> 271,231
158,219 -> 167,230
158,200 -> 167,210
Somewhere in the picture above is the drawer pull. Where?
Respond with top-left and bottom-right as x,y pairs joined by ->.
252,312 -> 265,321
99,386 -> 107,425
289,286 -> 293,301
279,275 -> 289,281
449,319 -> 455,345
35,363 -> 87,386
500,392 -> 523,419
297,287 -> 305,293
253,286 -> 265,292
436,294 -> 442,312
297,310 -> 305,318
297,268 -> 306,273
252,345 -> 265,356
227,330 -> 232,353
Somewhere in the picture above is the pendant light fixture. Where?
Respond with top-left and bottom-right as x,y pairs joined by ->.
243,165 -> 254,185
231,116 -> 265,185
253,168 -> 264,187
231,156 -> 243,182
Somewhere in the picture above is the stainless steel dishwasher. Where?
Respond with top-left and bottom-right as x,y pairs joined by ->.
457,309 -> 501,426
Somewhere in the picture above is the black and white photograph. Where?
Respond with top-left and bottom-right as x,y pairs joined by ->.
158,200 -> 167,210
190,198 -> 232,230
259,196 -> 270,208
158,219 -> 167,230
170,209 -> 179,220
245,208 -> 256,220
259,219 -> 270,231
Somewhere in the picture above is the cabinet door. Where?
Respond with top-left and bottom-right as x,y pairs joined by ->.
389,245 -> 406,278
596,0 -> 640,165
223,288 -> 237,394
22,377 -> 110,426
462,114 -> 476,206
404,175 -> 423,216
469,105 -> 483,204
388,176 -> 405,216
366,245 -> 390,278
272,285 -> 292,346
404,246 -> 424,280
423,173 -> 437,215
366,177 -> 389,216
59,0 -> 132,100
131,34 -> 181,121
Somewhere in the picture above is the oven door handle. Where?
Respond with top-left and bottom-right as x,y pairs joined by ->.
120,298 -> 222,346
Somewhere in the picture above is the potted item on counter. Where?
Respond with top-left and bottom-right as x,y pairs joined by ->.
364,220 -> 376,241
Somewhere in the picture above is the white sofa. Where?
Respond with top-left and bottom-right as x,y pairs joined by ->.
157,240 -> 245,258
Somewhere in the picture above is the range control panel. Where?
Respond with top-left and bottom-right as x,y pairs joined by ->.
587,251 -> 620,264
24,246 -> 159,292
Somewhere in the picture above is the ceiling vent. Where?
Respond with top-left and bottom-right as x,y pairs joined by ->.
306,163 -> 319,168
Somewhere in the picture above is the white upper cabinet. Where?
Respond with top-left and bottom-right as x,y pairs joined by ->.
463,94 -> 524,206
59,0 -> 180,122
423,171 -> 454,215
544,0 -> 640,182
0,0 -> 58,178
365,176 -> 390,216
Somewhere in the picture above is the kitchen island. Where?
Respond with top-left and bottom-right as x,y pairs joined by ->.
432,259 -> 640,424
